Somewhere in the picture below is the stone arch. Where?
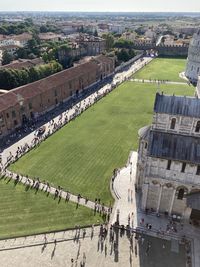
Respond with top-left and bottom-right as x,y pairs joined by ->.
176,186 -> 188,200
195,121 -> 200,132
170,118 -> 176,130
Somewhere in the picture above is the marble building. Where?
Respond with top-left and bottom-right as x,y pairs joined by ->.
136,92 -> 200,222
185,29 -> 200,84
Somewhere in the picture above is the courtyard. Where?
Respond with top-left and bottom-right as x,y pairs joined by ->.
9,81 -> 193,206
0,229 -> 187,267
0,57 -> 195,266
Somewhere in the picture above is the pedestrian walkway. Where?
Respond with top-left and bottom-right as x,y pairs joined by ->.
0,226 -> 100,251
4,170 -> 110,212
130,78 -> 188,85
112,150 -> 200,267
111,151 -> 137,226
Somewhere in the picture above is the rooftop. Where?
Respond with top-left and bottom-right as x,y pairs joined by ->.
154,93 -> 200,118
149,130 -> 200,164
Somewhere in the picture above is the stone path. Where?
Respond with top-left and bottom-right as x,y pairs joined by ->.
4,169 -> 110,212
0,226 -> 101,251
131,78 -> 189,85
112,151 -> 137,226
0,225 -> 139,267
112,150 -> 200,267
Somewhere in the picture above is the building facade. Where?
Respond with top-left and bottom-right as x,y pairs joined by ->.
136,93 -> 200,223
196,76 -> 200,97
0,55 -> 115,137
185,29 -> 200,84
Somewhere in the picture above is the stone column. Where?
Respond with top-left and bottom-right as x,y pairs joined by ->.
184,207 -> 192,221
141,183 -> 149,210
169,188 -> 176,215
156,185 -> 163,213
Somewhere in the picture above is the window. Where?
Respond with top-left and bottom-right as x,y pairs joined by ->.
177,188 -> 184,200
54,90 -> 57,97
144,142 -> 148,149
14,119 -> 18,126
12,110 -> 16,118
181,162 -> 186,173
6,113 -> 9,118
195,121 -> 200,133
196,165 -> 200,175
167,160 -> 171,170
170,118 -> 176,130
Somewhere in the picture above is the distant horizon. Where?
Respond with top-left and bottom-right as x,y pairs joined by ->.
0,11 -> 200,13
0,0 -> 200,13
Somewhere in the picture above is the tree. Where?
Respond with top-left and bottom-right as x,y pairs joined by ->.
15,47 -> 29,59
117,49 -> 129,62
94,29 -> 98,37
2,51 -> 13,65
114,38 -> 133,49
40,25 -> 48,33
116,48 -> 136,63
102,34 -> 114,51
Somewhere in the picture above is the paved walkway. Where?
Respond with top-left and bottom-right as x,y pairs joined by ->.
0,226 -> 101,251
0,225 -> 140,267
111,151 -> 137,226
130,78 -> 189,85
4,169 -> 110,212
112,150 -> 200,267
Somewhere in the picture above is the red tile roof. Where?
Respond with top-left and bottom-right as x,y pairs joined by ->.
0,60 -> 99,112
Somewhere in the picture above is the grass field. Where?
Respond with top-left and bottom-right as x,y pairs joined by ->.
133,58 -> 187,82
0,177 -> 103,239
10,82 -> 194,206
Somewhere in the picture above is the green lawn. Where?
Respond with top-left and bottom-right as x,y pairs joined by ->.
0,177 -> 103,239
133,58 -> 187,82
10,82 -> 194,205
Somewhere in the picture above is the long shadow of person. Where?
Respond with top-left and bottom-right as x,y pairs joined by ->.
51,240 -> 57,260
41,242 -> 47,253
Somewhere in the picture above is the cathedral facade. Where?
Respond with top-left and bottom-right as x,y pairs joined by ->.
136,92 -> 200,222
185,29 -> 200,84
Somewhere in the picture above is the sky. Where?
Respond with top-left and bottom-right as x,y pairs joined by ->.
0,0 -> 200,12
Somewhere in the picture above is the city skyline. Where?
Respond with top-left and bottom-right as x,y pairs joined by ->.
0,0 -> 200,12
